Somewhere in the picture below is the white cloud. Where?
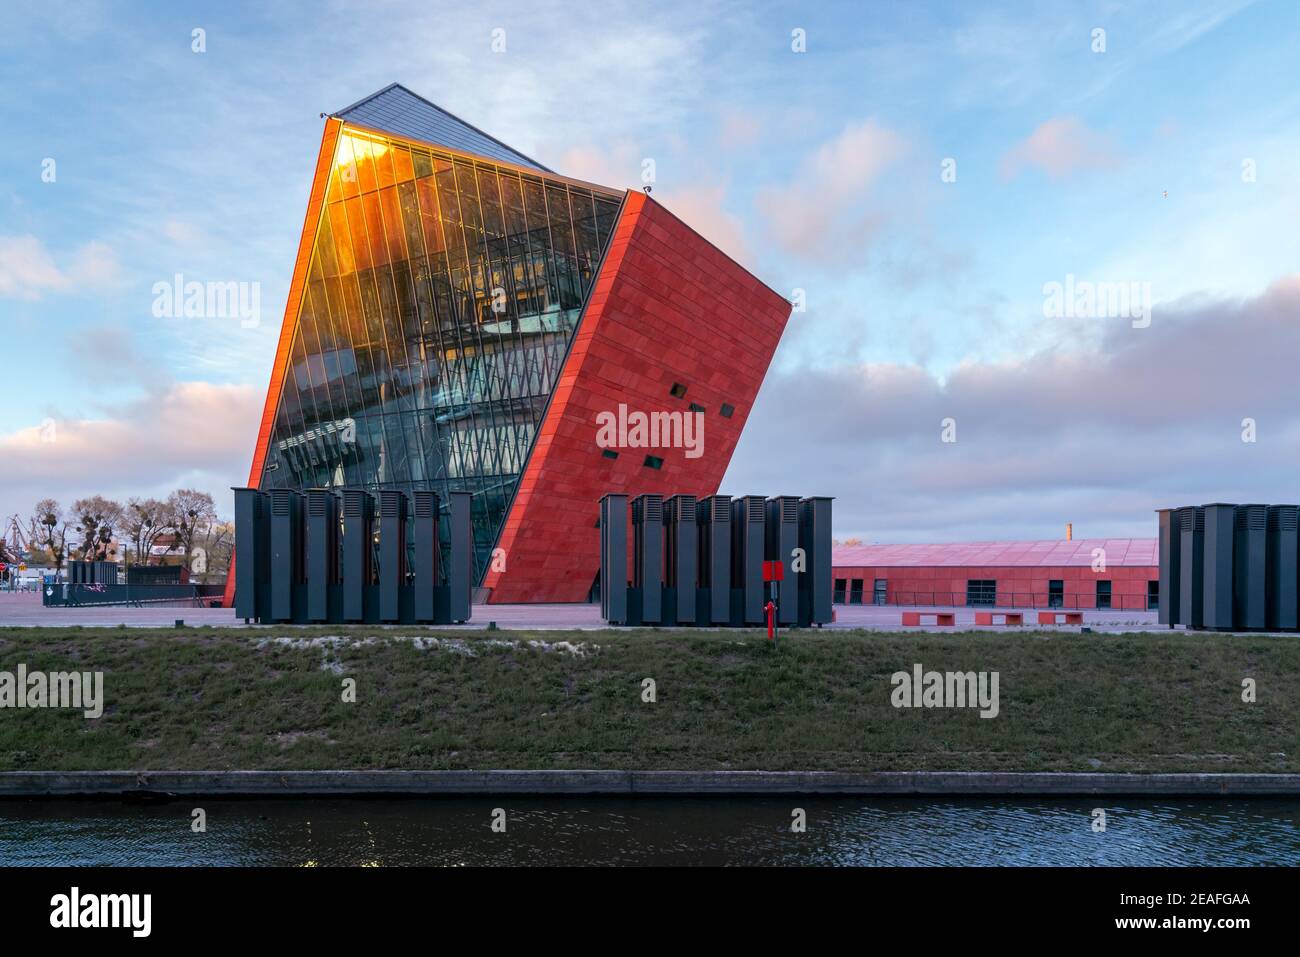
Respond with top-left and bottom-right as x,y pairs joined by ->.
0,235 -> 120,300
161,220 -> 206,246
0,236 -> 65,298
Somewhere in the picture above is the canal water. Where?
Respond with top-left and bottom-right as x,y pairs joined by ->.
1,797 -> 1297,866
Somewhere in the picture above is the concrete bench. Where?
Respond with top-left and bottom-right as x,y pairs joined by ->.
1037,611 -> 1084,625
901,611 -> 955,626
975,611 -> 1024,626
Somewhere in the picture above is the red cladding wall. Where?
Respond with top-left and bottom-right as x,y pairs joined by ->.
484,191 -> 792,603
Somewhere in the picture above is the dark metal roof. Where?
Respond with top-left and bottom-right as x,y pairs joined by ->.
332,83 -> 551,172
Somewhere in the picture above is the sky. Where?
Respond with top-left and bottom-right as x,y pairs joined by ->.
2,0 -> 1299,543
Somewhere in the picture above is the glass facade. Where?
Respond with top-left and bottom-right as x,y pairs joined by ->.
259,126 -> 623,580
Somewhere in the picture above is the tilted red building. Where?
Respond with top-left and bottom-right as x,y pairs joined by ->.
224,84 -> 790,606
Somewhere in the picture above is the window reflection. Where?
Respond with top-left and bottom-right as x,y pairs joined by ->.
261,128 -> 623,580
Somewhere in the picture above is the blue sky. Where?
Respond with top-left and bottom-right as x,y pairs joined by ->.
3,0 -> 1299,541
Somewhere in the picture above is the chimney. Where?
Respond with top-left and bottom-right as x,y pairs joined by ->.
1066,522 -> 1073,541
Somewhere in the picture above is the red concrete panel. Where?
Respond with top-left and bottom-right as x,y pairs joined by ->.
485,191 -> 792,603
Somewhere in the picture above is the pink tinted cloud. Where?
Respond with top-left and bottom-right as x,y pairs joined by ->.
0,235 -> 119,300
755,119 -> 908,263
717,110 -> 762,150
655,182 -> 752,267
553,142 -> 752,266
1000,115 -> 1122,180
553,142 -> 644,191
0,381 -> 261,517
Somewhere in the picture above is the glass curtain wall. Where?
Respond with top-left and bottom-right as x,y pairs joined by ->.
259,127 -> 623,581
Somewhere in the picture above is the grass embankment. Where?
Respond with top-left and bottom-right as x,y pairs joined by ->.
0,627 -> 1295,773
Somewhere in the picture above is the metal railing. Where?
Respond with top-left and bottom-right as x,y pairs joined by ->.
42,583 -> 225,609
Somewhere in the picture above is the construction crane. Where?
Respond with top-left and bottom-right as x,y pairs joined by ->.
5,515 -> 29,554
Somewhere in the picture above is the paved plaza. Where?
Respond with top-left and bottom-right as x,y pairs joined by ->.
0,591 -> 1168,632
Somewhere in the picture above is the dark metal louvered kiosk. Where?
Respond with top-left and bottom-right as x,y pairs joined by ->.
767,496 -> 801,626
698,494 -> 732,624
234,488 -> 272,622
731,495 -> 767,625
632,494 -> 664,624
1266,505 -> 1298,630
1233,504 -> 1268,630
1202,503 -> 1233,630
663,494 -> 698,624
269,489 -> 304,623
412,491 -> 442,623
1177,506 -> 1205,629
1156,508 -> 1180,626
599,493 -> 628,626
1157,501 -> 1300,631
341,489 -> 375,623
232,486 -> 472,625
378,490 -> 408,623
600,492 -> 834,627
305,488 -> 339,622
799,496 -> 835,628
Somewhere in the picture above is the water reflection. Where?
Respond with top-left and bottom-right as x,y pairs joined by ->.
1,797 -> 1296,867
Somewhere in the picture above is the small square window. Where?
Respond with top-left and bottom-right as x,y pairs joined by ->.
689,402 -> 705,413
643,455 -> 664,470
670,383 -> 687,399
720,403 -> 735,418
601,449 -> 619,460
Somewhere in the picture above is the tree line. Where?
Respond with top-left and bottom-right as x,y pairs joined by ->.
23,489 -> 233,584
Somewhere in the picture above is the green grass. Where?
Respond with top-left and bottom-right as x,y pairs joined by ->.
0,626 -> 1295,773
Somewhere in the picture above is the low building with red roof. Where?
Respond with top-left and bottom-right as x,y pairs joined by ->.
832,537 -> 1159,611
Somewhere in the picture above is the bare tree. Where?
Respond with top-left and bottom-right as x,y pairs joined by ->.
71,496 -> 124,561
30,499 -> 70,578
166,489 -> 217,574
123,497 -> 169,565
192,519 -> 234,584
